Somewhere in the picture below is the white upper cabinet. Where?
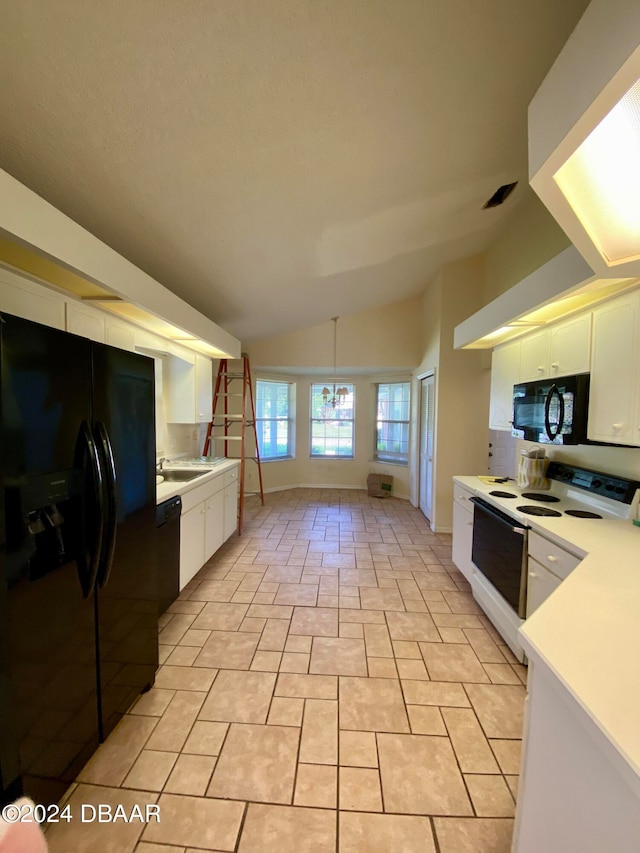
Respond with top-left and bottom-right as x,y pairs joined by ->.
588,289 -> 640,445
195,355 -> 213,423
66,302 -> 106,343
165,353 -> 213,424
490,310 -> 593,431
0,268 -> 65,329
529,0 -> 640,279
520,313 -> 592,382
489,339 -> 521,431
105,317 -> 136,352
548,312 -> 592,378
519,331 -> 551,383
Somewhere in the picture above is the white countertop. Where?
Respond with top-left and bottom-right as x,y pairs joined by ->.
156,459 -> 240,505
454,475 -> 640,788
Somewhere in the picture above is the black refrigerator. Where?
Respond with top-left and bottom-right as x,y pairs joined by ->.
0,312 -> 158,807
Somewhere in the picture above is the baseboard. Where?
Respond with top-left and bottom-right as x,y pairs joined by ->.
258,483 -> 410,501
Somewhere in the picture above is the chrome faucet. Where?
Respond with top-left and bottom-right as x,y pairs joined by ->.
156,457 -> 169,473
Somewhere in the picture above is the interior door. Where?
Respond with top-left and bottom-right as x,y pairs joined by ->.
419,375 -> 434,522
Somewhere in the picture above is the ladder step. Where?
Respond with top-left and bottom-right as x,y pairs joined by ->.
203,355 -> 265,530
212,414 -> 244,419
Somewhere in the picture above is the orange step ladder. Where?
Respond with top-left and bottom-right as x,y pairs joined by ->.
203,355 -> 264,534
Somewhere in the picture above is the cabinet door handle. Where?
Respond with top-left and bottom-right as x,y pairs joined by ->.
550,362 -> 558,369
547,555 -> 557,562
537,365 -> 545,372
528,571 -> 538,579
612,423 -> 623,430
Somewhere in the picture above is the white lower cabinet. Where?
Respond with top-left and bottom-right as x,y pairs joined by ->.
224,484 -> 238,539
178,464 -> 240,589
204,488 -> 224,560
451,484 -> 475,583
179,503 -> 206,589
526,531 -> 582,617
526,561 -> 562,618
514,661 -> 640,853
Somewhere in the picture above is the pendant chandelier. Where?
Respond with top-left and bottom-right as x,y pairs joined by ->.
322,317 -> 348,409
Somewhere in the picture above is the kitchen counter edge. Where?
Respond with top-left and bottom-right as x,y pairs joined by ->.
156,460 -> 241,504
453,474 -> 640,791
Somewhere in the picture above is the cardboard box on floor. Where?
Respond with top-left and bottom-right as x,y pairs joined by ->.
367,473 -> 393,497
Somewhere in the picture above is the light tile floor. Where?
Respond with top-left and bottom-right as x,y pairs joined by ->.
46,488 -> 526,852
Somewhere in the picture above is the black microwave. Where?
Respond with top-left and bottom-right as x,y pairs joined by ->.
512,373 -> 590,445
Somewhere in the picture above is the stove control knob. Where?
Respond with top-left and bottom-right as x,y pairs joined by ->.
605,484 -> 614,491
592,479 -> 603,489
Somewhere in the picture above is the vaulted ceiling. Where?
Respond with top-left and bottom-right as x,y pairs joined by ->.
0,0 -> 590,342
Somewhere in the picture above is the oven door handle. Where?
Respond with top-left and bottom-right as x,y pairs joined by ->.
470,497 -> 527,535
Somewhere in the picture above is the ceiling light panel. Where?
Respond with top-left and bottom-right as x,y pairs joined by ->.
554,77 -> 640,267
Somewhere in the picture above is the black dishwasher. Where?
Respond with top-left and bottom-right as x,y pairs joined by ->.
156,496 -> 182,614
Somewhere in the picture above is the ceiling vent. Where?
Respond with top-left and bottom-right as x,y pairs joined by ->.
483,182 -> 518,209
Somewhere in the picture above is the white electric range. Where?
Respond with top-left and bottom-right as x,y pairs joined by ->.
474,462 -> 639,523
460,462 -> 640,662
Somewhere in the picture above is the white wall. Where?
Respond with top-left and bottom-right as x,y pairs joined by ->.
238,373 -> 411,499
248,294 -> 424,370
482,191 -> 571,304
243,296 -> 423,496
412,255 -> 491,531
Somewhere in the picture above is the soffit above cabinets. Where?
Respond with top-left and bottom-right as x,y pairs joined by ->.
454,245 -> 638,349
0,170 -> 241,359
528,0 -> 640,279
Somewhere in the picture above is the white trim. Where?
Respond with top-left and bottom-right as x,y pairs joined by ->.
471,570 -> 525,663
258,483 -> 410,500
0,169 -> 241,357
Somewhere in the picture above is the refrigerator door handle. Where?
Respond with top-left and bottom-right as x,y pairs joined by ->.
95,421 -> 118,590
75,420 -> 104,597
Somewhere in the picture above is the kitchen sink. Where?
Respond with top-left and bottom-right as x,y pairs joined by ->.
158,469 -> 212,483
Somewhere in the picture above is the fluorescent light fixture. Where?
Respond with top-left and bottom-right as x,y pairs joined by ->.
0,235 -> 235,359
554,76 -> 640,267
93,301 -> 229,357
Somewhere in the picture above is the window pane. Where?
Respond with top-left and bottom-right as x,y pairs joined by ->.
375,381 -> 410,463
310,383 -> 355,457
256,380 -> 293,459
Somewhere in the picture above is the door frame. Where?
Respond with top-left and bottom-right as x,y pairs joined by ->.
413,369 -> 436,528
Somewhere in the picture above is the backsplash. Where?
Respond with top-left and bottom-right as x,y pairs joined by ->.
161,423 -> 202,458
517,439 -> 640,481
488,429 -> 518,478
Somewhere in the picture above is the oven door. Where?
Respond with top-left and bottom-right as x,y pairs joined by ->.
470,498 -> 528,618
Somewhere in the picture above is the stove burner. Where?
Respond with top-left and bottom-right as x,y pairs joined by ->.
517,505 -> 562,517
520,492 -> 561,503
489,490 -> 517,498
564,509 -> 603,519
